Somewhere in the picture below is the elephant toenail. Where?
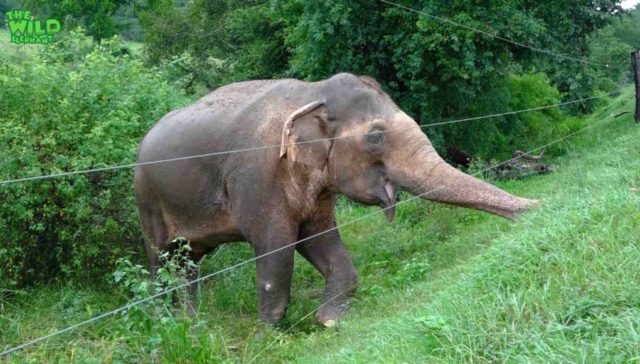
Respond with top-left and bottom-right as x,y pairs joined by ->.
323,319 -> 336,327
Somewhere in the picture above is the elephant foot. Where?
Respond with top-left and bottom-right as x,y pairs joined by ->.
258,305 -> 288,324
315,301 -> 350,327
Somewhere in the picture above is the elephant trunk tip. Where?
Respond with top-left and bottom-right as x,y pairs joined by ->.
505,197 -> 540,220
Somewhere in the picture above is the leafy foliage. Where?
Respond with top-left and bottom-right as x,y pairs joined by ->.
138,0 -> 623,157
0,0 -> 631,289
87,242 -> 232,362
137,0 -> 290,92
273,0 -> 620,151
439,72 -> 573,158
0,30 -> 188,288
2,90 -> 638,363
589,8 -> 640,91
24,0 -> 133,40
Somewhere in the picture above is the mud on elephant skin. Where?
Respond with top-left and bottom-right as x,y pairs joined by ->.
134,73 -> 539,326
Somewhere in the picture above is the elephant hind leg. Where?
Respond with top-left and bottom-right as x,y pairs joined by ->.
169,241 -> 206,316
138,196 -> 169,279
143,215 -> 168,279
141,219 -> 203,315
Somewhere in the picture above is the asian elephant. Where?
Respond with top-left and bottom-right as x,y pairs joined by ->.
134,73 -> 538,326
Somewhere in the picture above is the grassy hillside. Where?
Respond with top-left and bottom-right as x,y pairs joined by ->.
1,88 -> 639,363
266,89 -> 640,363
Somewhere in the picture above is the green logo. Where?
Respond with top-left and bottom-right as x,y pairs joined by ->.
5,9 -> 61,44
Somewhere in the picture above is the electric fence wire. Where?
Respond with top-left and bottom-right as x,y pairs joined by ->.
0,101 -> 627,357
0,92 -> 615,187
0,0 -> 631,356
379,0 -> 610,68
245,280 -> 360,364
245,99 -> 632,363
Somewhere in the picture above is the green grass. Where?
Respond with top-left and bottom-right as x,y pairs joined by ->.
1,89 -> 639,363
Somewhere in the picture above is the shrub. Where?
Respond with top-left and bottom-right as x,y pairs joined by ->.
442,72 -> 576,159
138,0 -> 289,93
0,30 -> 189,288
111,242 -> 231,363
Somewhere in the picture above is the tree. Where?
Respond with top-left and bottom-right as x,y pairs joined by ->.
26,0 -> 132,40
138,0 -> 289,91
0,0 -> 20,27
138,0 -> 623,157
274,1 -> 618,152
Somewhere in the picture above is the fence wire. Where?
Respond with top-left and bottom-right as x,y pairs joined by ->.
0,93 -> 613,187
0,99 -> 626,357
379,0 -> 609,67
246,100 -> 629,363
0,0 -> 632,358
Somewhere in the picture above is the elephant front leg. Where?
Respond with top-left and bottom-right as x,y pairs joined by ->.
253,240 -> 296,323
297,226 -> 358,327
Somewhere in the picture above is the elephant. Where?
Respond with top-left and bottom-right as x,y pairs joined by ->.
134,73 -> 538,326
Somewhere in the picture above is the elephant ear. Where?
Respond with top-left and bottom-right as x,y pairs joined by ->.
279,100 -> 331,170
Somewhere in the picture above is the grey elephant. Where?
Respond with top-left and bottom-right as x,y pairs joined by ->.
135,73 -> 538,325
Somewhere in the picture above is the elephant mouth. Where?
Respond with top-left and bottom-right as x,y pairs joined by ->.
380,179 -> 397,222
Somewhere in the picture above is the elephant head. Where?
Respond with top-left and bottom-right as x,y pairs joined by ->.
280,73 -> 538,220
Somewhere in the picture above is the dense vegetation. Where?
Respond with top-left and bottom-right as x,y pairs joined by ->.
0,31 -> 189,288
0,0 -> 639,361
1,90 -> 638,362
138,0 -> 624,155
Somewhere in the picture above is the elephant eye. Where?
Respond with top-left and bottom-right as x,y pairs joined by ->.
366,131 -> 384,146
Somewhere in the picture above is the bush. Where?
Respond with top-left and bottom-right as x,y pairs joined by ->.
138,0 -> 289,93
442,72 -> 576,159
111,242 -> 231,363
0,30 -> 189,289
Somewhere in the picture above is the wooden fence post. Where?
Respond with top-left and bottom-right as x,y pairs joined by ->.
632,51 -> 640,123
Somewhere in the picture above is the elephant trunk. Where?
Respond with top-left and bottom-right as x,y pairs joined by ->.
391,134 -> 538,220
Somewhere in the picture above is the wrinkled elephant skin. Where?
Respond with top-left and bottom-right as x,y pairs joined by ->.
135,73 -> 538,325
